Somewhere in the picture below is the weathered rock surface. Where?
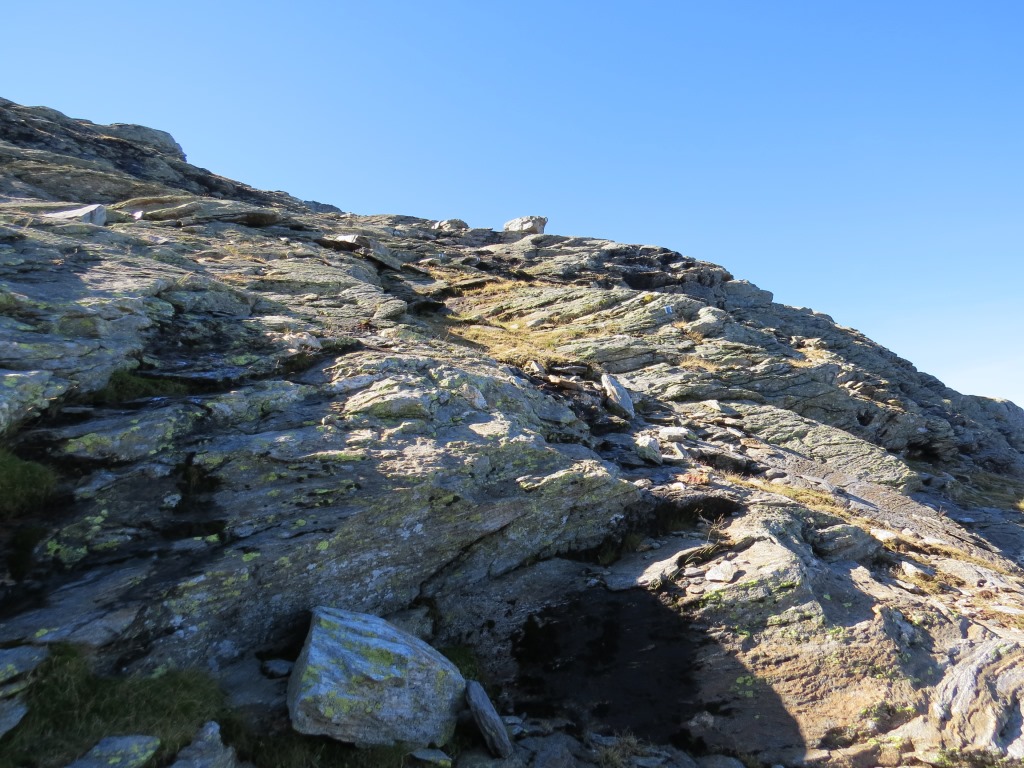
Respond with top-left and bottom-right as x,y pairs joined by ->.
287,607 -> 465,747
467,680 -> 514,758
1,99 -> 1024,765
503,216 -> 547,234
0,645 -> 48,737
65,735 -> 161,768
168,721 -> 249,768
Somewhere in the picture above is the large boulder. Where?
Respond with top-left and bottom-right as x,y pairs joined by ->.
287,608 -> 466,748
503,216 -> 547,234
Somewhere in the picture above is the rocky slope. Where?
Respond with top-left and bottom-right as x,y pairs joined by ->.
2,97 -> 1024,767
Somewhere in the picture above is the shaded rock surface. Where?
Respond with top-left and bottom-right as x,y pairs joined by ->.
1,99 -> 1024,765
467,680 -> 514,758
168,721 -> 250,768
65,735 -> 161,768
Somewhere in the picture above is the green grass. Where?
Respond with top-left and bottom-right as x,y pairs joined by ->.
91,370 -> 190,404
438,646 -> 483,681
0,449 -> 57,520
221,721 -> 409,768
0,645 -> 223,768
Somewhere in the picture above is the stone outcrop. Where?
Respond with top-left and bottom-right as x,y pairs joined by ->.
2,99 -> 1024,766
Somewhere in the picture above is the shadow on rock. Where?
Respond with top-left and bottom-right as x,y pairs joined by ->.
509,587 -> 805,762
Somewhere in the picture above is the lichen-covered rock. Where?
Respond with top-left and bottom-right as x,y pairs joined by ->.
0,645 -> 49,737
287,607 -> 466,747
65,735 -> 161,768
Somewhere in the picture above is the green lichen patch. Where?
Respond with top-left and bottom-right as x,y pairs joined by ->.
0,644 -> 222,768
0,449 -> 57,520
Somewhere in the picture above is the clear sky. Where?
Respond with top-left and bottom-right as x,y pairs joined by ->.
4,1 -> 1022,405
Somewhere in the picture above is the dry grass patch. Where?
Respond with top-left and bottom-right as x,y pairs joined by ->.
438,320 -> 587,366
948,470 -> 1024,512
725,474 -> 849,516
787,348 -> 836,368
674,356 -> 722,372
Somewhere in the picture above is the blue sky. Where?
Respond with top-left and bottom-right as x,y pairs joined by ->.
4,1 -> 1022,405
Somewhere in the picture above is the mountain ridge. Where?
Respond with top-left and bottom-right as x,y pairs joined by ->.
3,98 -> 1024,766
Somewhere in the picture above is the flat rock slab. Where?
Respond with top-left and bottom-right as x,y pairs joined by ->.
0,698 -> 28,739
287,607 -> 466,748
43,204 -> 107,226
65,735 -> 161,768
0,645 -> 49,684
466,680 -> 513,758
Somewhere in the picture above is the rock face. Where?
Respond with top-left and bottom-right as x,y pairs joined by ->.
287,608 -> 465,747
2,99 -> 1024,765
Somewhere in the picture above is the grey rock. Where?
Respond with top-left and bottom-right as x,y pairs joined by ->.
0,697 -> 28,739
657,427 -> 696,443
0,646 -> 49,685
434,219 -> 469,231
696,757 -> 745,768
43,204 -> 107,225
808,524 -> 881,563
302,199 -> 343,214
169,722 -> 246,768
518,735 -> 584,768
601,373 -> 635,419
287,607 -> 466,747
104,123 -> 187,160
259,659 -> 293,679
466,680 -> 513,758
317,233 -> 372,251
503,216 -> 547,234
634,434 -> 663,464
66,735 -> 161,768
704,561 -> 738,583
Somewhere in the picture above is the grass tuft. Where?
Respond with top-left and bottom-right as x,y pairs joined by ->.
0,449 -> 57,520
595,732 -> 645,768
220,721 -> 409,768
0,645 -> 223,768
725,474 -> 848,516
438,646 -> 482,681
